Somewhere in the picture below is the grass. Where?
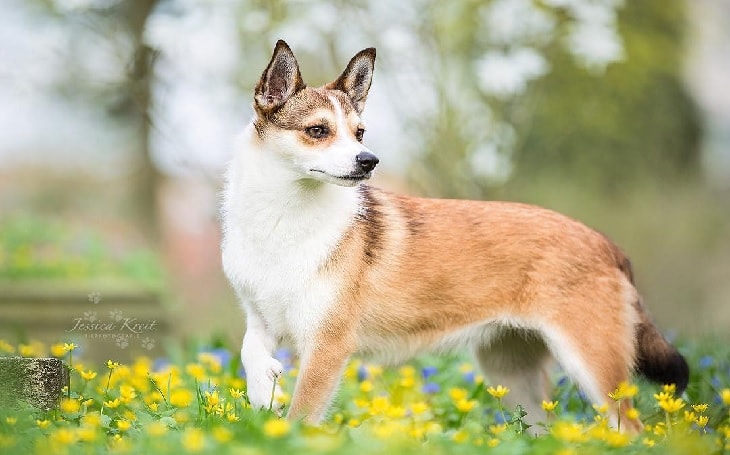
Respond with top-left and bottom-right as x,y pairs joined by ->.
0,338 -> 728,454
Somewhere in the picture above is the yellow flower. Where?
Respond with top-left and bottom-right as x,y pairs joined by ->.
653,391 -> 672,403
448,387 -> 468,402
181,427 -> 205,452
60,398 -> 80,414
658,397 -> 685,413
642,437 -> 656,447
80,369 -> 97,381
684,411 -> 697,423
185,363 -> 206,381
36,419 -> 51,429
455,399 -> 478,413
720,388 -> 730,406
608,382 -> 638,401
263,418 -> 291,438
5,417 -> 16,425
386,406 -> 407,418
410,401 -> 430,415
18,344 -> 37,358
212,427 -> 233,443
487,385 -> 510,399
487,438 -> 500,448
197,352 -> 222,374
489,424 -> 507,435
452,429 -> 469,444
399,376 -> 415,388
226,413 -> 240,423
604,431 -> 631,448
626,408 -> 640,420
399,365 -> 416,377
146,421 -> 167,437
552,421 -> 587,443
50,343 -> 66,357
370,396 -> 390,415
123,410 -> 137,422
170,389 -> 194,408
593,403 -> 609,414
50,428 -> 78,445
696,415 -> 709,428
81,413 -> 102,428
107,360 -> 120,370
104,398 -> 121,409
148,402 -> 159,412
347,418 -> 360,428
367,365 -> 383,378
689,403 -> 707,413
541,400 -> 558,412
76,426 -> 97,442
204,390 -> 220,409
276,391 -> 290,406
229,388 -> 245,399
116,419 -> 132,432
62,343 -> 77,352
0,340 -> 15,354
662,384 -> 676,394
651,422 -> 666,436
372,421 -> 402,439
458,363 -> 473,374
359,380 -> 374,393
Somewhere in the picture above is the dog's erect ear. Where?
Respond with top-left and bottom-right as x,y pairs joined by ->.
255,40 -> 306,112
327,48 -> 376,114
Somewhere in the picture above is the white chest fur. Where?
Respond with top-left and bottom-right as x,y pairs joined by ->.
221,127 -> 360,348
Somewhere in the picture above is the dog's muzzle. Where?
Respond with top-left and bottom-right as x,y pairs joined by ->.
355,151 -> 379,173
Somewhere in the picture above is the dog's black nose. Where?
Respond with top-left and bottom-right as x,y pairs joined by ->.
355,151 -> 379,173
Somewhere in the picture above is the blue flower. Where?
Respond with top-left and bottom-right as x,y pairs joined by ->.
422,382 -> 440,394
463,371 -> 475,384
200,347 -> 232,367
152,357 -> 170,372
698,356 -> 714,369
274,347 -> 294,371
421,366 -> 438,380
494,412 -> 507,424
357,364 -> 369,382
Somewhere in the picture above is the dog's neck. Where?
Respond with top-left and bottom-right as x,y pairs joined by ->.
224,123 -> 362,239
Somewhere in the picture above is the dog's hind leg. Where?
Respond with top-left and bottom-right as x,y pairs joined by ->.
473,328 -> 551,433
540,313 -> 642,433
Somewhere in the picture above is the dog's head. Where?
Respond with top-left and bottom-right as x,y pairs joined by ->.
252,40 -> 378,187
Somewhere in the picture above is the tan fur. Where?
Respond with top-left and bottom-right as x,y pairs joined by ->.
287,187 -> 643,429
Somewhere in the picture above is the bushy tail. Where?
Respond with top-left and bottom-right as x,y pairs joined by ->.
633,301 -> 689,393
611,246 -> 689,393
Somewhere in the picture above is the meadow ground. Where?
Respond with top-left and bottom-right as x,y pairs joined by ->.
0,338 -> 728,454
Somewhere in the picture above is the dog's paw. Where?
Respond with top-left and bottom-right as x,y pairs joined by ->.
245,357 -> 285,412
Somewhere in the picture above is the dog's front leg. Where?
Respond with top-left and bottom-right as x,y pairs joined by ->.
240,306 -> 285,413
287,331 -> 355,424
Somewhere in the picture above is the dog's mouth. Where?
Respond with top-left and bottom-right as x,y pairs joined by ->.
308,169 -> 372,185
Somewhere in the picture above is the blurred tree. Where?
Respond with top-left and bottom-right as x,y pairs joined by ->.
511,0 -> 701,191
27,0 -> 160,237
108,0 -> 160,238
407,0 -> 700,198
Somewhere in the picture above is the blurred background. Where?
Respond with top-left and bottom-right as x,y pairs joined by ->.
1,0 -> 728,361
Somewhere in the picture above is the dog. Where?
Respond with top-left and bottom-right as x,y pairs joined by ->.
221,40 -> 689,431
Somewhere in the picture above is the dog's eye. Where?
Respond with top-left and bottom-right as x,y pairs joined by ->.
305,125 -> 329,139
355,128 -> 365,142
